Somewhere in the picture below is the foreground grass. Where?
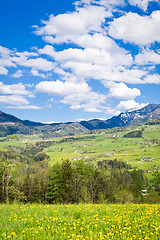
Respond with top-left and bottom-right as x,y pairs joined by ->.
0,204 -> 159,239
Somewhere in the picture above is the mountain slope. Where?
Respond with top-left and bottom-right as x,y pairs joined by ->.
0,103 -> 160,137
0,112 -> 88,137
0,111 -> 23,124
80,104 -> 160,130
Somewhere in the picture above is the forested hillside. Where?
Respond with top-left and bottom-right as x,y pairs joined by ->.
0,121 -> 159,204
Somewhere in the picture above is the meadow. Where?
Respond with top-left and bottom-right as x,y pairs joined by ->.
0,204 -> 159,239
44,124 -> 160,174
0,125 -> 159,239
0,124 -> 159,176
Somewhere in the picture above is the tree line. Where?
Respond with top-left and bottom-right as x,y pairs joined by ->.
0,157 -> 159,204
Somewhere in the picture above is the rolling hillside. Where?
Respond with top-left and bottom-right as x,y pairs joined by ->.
0,103 -> 160,137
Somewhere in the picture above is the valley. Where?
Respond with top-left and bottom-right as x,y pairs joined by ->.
1,123 -> 159,174
0,105 -> 159,205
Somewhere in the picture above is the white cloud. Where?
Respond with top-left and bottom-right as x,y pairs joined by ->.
18,57 -> 55,72
135,48 -> 160,65
35,80 -> 106,112
6,105 -> 41,109
15,51 -> 38,58
11,51 -> 38,66
0,1 -> 159,118
116,100 -> 148,112
62,61 -> 145,84
107,82 -> 141,100
75,0 -> 125,9
31,69 -> 46,78
0,46 -> 11,57
62,91 -> 106,112
0,82 -> 31,95
0,95 -> 29,105
75,33 -> 118,49
109,11 -> 160,45
0,66 -> 8,75
143,74 -> 160,84
105,107 -> 121,115
48,47 -> 132,67
38,45 -> 56,58
0,58 -> 16,68
12,70 -> 23,78
128,0 -> 158,11
35,5 -> 110,44
0,45 -> 14,74
35,80 -> 91,96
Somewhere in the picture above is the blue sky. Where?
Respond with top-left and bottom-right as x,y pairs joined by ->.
0,0 -> 160,123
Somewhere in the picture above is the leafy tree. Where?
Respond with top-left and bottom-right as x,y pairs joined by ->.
34,152 -> 49,162
115,189 -> 134,204
0,157 -> 11,203
123,130 -> 143,138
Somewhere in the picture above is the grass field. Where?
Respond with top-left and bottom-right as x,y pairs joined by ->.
45,125 -> 160,172
0,204 -> 159,239
0,124 -> 160,173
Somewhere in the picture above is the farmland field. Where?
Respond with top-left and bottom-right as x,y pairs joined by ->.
44,124 -> 160,173
0,124 -> 160,174
0,204 -> 159,239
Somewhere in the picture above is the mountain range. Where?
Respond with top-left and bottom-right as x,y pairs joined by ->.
0,103 -> 160,137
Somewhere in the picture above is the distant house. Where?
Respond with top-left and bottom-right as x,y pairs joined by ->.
141,189 -> 148,196
141,157 -> 153,162
72,157 -> 81,160
103,152 -> 112,157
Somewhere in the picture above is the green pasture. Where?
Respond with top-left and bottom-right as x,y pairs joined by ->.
0,124 -> 159,172
45,125 -> 160,172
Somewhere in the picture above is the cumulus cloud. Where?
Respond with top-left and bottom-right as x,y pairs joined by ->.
128,0 -> 158,11
135,48 -> 160,65
31,69 -> 46,78
0,95 -> 29,105
0,66 -> 8,75
143,74 -> 160,84
109,11 -> 160,45
38,45 -> 56,58
62,91 -> 106,112
75,0 -> 125,9
0,46 -> 56,78
0,82 -> 31,96
116,100 -> 148,112
46,46 -> 132,67
107,82 -> 141,100
75,33 -> 118,49
34,5 -> 110,44
0,46 -> 12,58
12,70 -> 23,78
0,0 -> 159,118
35,80 -> 106,112
0,58 -> 16,68
61,61 -> 145,84
17,57 -> 55,72
0,81 -> 40,109
0,46 -> 14,74
35,80 -> 90,96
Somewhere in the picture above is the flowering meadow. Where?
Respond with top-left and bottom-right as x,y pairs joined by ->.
0,204 -> 159,239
